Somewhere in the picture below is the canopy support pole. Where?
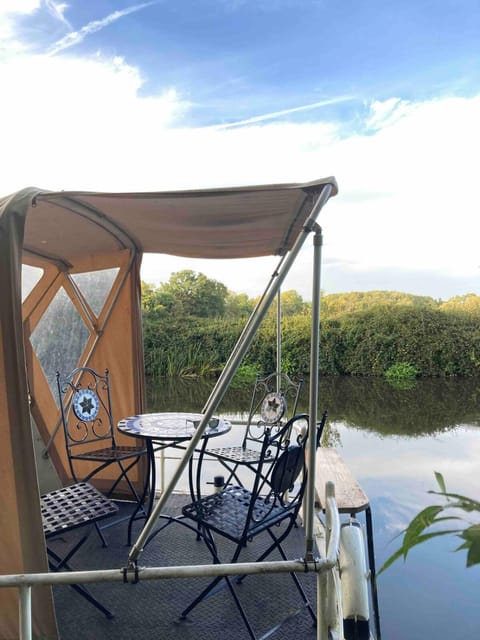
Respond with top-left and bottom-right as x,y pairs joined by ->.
276,289 -> 281,389
19,586 -> 32,640
305,225 -> 323,561
128,184 -> 333,565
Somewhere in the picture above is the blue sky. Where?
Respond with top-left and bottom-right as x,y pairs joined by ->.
2,1 -> 480,300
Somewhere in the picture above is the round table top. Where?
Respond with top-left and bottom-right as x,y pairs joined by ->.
117,411 -> 231,441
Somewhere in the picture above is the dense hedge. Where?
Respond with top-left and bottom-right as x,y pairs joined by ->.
143,303 -> 480,378
334,306 -> 480,376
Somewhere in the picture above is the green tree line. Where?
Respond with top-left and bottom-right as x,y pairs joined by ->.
142,270 -> 480,379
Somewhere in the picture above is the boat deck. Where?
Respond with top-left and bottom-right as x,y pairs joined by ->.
315,448 -> 369,513
52,493 -> 318,640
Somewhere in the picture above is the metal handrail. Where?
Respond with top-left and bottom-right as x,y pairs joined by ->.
0,484 -> 340,640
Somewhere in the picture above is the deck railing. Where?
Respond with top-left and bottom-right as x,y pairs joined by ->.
0,483 -> 340,640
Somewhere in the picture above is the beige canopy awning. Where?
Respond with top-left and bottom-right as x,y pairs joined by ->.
23,177 -> 337,263
0,176 -> 337,639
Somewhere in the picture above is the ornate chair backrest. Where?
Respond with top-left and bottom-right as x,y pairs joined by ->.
242,413 -> 310,536
56,367 -> 116,455
242,372 -> 303,449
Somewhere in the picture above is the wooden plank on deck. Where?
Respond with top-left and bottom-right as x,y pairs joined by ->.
315,448 -> 369,513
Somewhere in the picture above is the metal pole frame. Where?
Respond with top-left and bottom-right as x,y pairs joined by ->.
305,225 -> 323,560
276,289 -> 281,390
19,586 -> 32,640
128,184 -> 334,565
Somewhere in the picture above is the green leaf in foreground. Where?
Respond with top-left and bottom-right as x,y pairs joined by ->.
379,474 -> 480,575
434,471 -> 447,494
378,530 -> 458,574
459,525 -> 480,567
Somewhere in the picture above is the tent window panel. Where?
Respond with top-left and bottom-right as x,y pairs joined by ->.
22,264 -> 44,301
30,287 -> 90,398
71,268 -> 119,317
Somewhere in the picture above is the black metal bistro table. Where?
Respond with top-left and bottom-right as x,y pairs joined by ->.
117,412 -> 231,542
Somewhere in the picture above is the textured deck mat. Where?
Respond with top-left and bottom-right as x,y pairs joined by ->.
52,494 -> 318,639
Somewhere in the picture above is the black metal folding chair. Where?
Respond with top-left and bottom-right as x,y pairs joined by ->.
179,414 -> 321,639
204,372 -> 305,487
199,408 -> 328,503
56,367 -> 148,544
41,482 -> 119,618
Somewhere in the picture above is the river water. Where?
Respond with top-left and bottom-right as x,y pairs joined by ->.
147,376 -> 480,640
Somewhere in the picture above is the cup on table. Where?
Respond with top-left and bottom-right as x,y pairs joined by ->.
208,417 -> 219,429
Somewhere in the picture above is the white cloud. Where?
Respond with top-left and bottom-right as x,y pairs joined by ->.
324,96 -> 480,278
366,97 -> 408,130
0,1 -> 40,51
45,1 -> 72,30
0,0 -> 39,15
46,1 -> 160,56
209,95 -> 355,130
1,25 -> 480,299
0,54 -> 187,192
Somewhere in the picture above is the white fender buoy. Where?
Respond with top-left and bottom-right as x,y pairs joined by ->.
339,519 -> 371,639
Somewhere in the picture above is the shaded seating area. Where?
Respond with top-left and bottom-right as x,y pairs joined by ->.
0,178 -> 337,638
38,446 -> 380,640
56,367 -> 148,544
50,494 -> 320,640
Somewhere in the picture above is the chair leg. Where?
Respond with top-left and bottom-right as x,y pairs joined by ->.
127,450 -> 155,545
236,525 -> 316,624
180,530 -> 234,617
223,576 -> 257,640
214,459 -> 244,488
180,534 -> 262,639
180,572 -> 257,640
47,536 -> 88,571
47,548 -> 113,619
80,456 -> 147,509
111,458 -> 146,508
266,528 -> 316,623
94,522 -> 108,547
180,574 -> 224,619
66,582 -> 114,619
80,455 -> 149,546
220,461 -> 242,488
267,536 -> 316,624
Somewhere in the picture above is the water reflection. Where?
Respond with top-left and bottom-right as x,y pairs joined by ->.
148,377 -> 248,412
147,375 -> 480,640
147,375 -> 480,437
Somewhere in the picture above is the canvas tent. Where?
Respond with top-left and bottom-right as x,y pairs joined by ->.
0,177 -> 337,639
